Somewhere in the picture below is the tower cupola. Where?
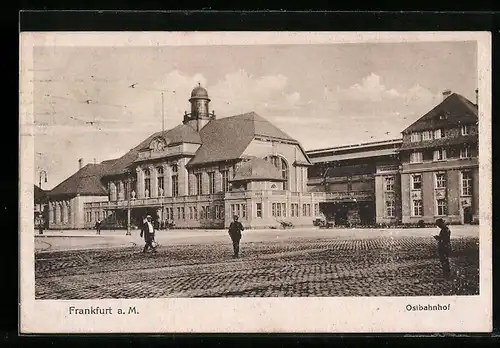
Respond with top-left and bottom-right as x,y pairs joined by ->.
185,83 -> 215,131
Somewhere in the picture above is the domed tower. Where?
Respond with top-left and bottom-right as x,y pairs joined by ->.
185,83 -> 215,131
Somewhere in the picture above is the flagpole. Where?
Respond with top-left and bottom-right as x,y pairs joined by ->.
161,92 -> 165,133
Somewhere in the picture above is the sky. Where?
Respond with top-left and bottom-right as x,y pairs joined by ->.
29,41 -> 477,189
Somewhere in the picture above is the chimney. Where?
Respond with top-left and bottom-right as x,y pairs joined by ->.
475,88 -> 478,105
78,158 -> 84,170
442,89 -> 452,100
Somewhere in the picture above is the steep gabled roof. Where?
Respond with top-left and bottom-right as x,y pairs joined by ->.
104,124 -> 202,177
402,93 -> 478,134
137,123 -> 202,151
187,112 -> 298,166
48,161 -> 117,198
34,185 -> 47,203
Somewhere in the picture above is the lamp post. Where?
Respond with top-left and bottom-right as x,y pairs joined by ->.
126,170 -> 132,236
38,170 -> 48,234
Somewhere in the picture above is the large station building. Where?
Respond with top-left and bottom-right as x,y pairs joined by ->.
44,87 -> 479,230
46,85 -> 319,230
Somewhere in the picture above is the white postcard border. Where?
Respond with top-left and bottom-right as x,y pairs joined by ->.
19,31 -> 492,333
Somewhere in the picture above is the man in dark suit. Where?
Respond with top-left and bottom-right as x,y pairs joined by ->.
434,218 -> 451,279
228,215 -> 244,258
140,215 -> 157,253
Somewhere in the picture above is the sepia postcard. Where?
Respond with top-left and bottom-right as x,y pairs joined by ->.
19,31 -> 492,333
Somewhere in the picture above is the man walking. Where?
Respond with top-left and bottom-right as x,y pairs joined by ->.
228,215 -> 244,258
434,218 -> 452,279
95,219 -> 101,235
140,215 -> 157,253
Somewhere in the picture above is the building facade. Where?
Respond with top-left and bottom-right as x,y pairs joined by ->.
306,90 -> 479,226
45,88 -> 479,229
399,90 -> 479,224
307,139 -> 402,226
48,86 -> 321,230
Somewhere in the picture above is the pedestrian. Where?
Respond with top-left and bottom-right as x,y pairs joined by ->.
37,214 -> 44,235
434,218 -> 452,279
228,215 -> 244,258
95,219 -> 101,235
140,215 -> 157,253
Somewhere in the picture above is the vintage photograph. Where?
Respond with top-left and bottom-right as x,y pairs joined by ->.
31,38 -> 482,299
20,31 -> 492,333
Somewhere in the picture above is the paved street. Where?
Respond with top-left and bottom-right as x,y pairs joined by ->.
35,226 -> 480,299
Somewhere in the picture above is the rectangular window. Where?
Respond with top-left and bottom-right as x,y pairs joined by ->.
307,204 -> 311,217
272,203 -> 277,217
410,132 -> 421,142
144,178 -> 151,198
386,200 -> 395,217
412,174 -> 422,190
256,203 -> 262,218
231,204 -> 235,217
434,128 -> 444,139
219,206 -> 224,220
171,175 -> 179,197
302,204 -> 307,216
193,207 -> 197,220
196,173 -> 203,195
208,172 -> 215,194
157,176 -> 164,196
221,170 -> 230,192
314,203 -> 319,216
205,206 -> 211,219
460,146 -> 471,159
433,148 -> 447,161
170,208 -> 174,220
461,124 -> 470,136
412,200 -> 423,217
236,204 -> 240,218
461,171 -> 472,196
282,203 -> 287,217
437,199 -> 447,216
181,207 -> 185,220
189,207 -> 193,220
410,151 -> 423,163
166,208 -> 170,220
276,203 -> 281,217
422,130 -> 432,140
241,204 -> 246,218
385,176 -> 395,191
435,173 -> 446,188
177,207 -> 181,220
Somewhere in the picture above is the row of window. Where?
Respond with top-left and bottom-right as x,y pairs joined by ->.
410,125 -> 471,142
409,199 -> 447,217
230,204 -> 247,219
85,210 -> 104,223
385,198 -> 448,218
410,171 -> 472,196
163,205 -> 226,221
270,203 -> 317,218
409,146 -> 472,164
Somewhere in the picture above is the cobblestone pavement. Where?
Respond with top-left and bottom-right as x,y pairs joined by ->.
35,236 -> 479,299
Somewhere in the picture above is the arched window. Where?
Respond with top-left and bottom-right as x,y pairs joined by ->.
144,168 -> 151,198
265,155 -> 289,190
157,167 -> 164,196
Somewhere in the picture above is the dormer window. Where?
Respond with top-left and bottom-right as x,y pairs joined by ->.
422,130 -> 432,141
461,124 -> 471,136
410,132 -> 421,142
439,113 -> 447,120
434,129 -> 445,139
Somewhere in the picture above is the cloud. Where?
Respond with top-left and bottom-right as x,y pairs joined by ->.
209,69 -> 302,115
